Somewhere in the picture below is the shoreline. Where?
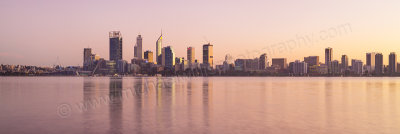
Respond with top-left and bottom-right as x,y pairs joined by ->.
1,75 -> 400,78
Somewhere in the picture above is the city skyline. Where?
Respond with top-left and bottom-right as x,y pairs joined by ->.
1,0 -> 400,66
3,1 -> 400,134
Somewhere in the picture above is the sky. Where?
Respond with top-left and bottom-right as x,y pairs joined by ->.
1,0 -> 400,66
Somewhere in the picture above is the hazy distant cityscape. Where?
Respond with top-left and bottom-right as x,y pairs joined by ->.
1,30 -> 399,77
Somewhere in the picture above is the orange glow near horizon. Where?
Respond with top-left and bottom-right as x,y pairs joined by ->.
0,0 -> 400,66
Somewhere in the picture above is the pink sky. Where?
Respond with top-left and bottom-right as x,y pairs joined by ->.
1,0 -> 400,66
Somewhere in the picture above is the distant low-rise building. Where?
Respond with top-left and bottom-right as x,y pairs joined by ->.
271,58 -> 287,69
351,59 -> 363,75
304,56 -> 319,66
329,60 -> 340,74
317,64 -> 328,74
116,60 -> 127,74
144,50 -> 153,63
234,58 -> 259,71
293,60 -> 308,75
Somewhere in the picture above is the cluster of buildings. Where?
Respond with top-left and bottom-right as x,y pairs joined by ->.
82,31 -> 214,76
215,47 -> 400,76
0,64 -> 61,75
3,31 -> 400,77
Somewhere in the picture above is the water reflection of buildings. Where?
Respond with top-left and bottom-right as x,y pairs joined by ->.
132,77 -> 150,134
82,78 -> 98,134
202,78 -> 213,132
154,77 -> 174,133
109,78 -> 123,134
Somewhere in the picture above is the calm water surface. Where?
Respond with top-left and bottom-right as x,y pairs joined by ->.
1,77 -> 400,134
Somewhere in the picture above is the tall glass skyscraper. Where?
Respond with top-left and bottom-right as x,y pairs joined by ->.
341,55 -> 348,72
203,43 -> 213,68
325,47 -> 332,65
162,46 -> 175,69
366,52 -> 376,72
389,52 -> 397,74
109,31 -> 122,61
156,32 -> 162,65
135,35 -> 143,59
375,53 -> 383,75
187,47 -> 195,64
83,48 -> 92,70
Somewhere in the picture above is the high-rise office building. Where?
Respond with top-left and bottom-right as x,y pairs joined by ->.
341,55 -> 349,72
351,59 -> 363,75
389,52 -> 397,74
325,47 -> 332,65
203,43 -> 213,68
293,60 -> 308,75
109,31 -> 122,61
144,50 -> 153,63
83,48 -> 92,70
328,60 -> 340,74
272,58 -> 287,69
175,57 -> 184,65
259,53 -> 268,70
375,53 -> 383,75
397,63 -> 400,73
187,47 -> 195,65
304,56 -> 319,66
162,46 -> 175,69
156,32 -> 162,65
134,35 -> 143,59
366,52 -> 376,72
133,46 -> 138,58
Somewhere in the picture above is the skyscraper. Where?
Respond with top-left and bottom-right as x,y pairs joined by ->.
134,46 -> 138,58
375,53 -> 383,75
325,47 -> 332,65
203,43 -> 213,68
187,47 -> 195,64
351,59 -> 363,75
135,35 -> 143,59
341,55 -> 349,72
156,32 -> 162,65
366,52 -> 376,72
109,31 -> 122,61
259,53 -> 268,70
328,60 -> 340,74
389,52 -> 397,74
83,48 -> 92,70
144,50 -> 153,63
162,46 -> 175,69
